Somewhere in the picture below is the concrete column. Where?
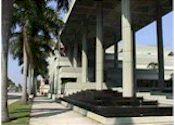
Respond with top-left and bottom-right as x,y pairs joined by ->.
114,41 -> 118,68
82,27 -> 88,83
48,76 -> 52,98
96,1 -> 104,90
73,43 -> 78,67
57,44 -> 61,95
133,32 -> 137,94
51,74 -> 54,95
54,68 -> 58,94
49,74 -> 55,99
122,0 -> 134,97
67,45 -> 73,66
156,3 -> 164,89
34,77 -> 37,96
52,71 -> 57,100
57,67 -> 61,95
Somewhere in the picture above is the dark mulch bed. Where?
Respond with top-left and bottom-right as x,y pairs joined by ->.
60,90 -> 172,117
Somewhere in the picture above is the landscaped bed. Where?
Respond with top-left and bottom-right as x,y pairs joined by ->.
60,90 -> 172,117
2,101 -> 32,125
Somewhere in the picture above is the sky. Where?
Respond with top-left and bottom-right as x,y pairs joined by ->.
136,12 -> 173,50
8,3 -> 173,85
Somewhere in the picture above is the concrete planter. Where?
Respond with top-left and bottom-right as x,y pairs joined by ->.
60,100 -> 173,125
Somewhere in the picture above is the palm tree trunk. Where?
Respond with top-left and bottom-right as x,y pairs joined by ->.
32,69 -> 36,96
30,67 -> 34,95
2,0 -> 13,122
30,66 -> 34,94
21,22 -> 29,104
28,64 -> 32,95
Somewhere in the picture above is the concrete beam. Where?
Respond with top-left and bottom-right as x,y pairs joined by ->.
122,0 -> 134,97
73,4 -> 155,17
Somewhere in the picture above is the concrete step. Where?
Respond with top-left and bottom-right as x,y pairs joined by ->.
143,96 -> 166,101
139,95 -> 172,105
136,91 -> 173,105
136,92 -> 151,97
158,99 -> 173,105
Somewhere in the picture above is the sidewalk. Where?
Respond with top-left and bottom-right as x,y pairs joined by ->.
8,99 -> 18,105
29,97 -> 102,125
8,92 -> 21,105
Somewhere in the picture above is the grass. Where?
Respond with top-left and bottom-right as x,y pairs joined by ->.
2,101 -> 32,125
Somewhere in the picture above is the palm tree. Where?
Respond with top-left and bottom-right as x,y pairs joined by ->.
2,0 -> 13,122
28,37 -> 55,96
56,0 -> 69,11
10,0 -> 64,103
10,32 -> 56,102
147,62 -> 158,69
2,0 -> 69,121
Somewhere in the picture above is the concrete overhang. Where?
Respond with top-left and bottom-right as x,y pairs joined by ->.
61,0 -> 172,49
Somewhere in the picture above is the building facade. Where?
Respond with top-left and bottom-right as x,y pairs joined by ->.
47,0 -> 173,97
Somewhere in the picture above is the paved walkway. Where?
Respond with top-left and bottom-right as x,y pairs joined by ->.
8,99 -> 19,105
29,97 -> 102,125
8,92 -> 21,105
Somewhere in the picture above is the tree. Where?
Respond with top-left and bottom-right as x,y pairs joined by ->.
7,78 -> 15,88
21,21 -> 29,103
147,62 -> 158,69
168,51 -> 173,56
18,84 -> 22,92
1,0 -> 13,122
1,0 -> 70,121
10,0 -> 64,103
7,78 -> 18,92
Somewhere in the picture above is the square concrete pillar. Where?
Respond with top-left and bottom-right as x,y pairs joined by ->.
54,68 -> 58,94
121,0 -> 134,97
82,27 -> 88,83
114,41 -> 118,68
51,74 -> 54,95
48,76 -> 52,98
96,1 -> 104,90
156,3 -> 164,89
133,32 -> 137,94
50,73 -> 55,98
67,45 -> 73,66
34,77 -> 37,96
56,65 -> 61,95
73,43 -> 78,67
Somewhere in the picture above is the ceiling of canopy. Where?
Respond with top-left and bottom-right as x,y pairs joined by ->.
61,0 -> 172,49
